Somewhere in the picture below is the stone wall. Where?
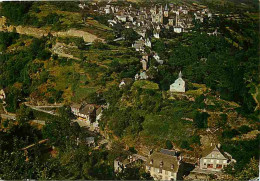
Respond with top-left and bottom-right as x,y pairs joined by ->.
0,16 -> 101,42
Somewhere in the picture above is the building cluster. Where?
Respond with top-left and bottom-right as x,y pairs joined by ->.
70,103 -> 105,132
114,145 -> 236,180
97,3 -> 213,38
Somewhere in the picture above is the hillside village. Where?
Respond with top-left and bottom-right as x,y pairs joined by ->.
0,0 -> 259,180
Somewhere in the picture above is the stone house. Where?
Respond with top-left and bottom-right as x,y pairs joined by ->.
140,71 -> 148,80
78,104 -> 96,122
146,149 -> 183,180
132,39 -> 145,52
71,103 -> 82,117
173,27 -> 182,33
141,59 -> 148,71
145,38 -> 152,48
71,103 -> 96,122
199,144 -> 236,171
85,137 -> 95,147
0,89 -> 6,100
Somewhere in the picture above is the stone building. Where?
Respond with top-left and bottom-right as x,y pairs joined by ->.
188,144 -> 236,179
199,144 -> 236,171
145,149 -> 183,180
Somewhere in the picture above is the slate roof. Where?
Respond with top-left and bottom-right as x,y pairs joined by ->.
86,137 -> 95,143
160,149 -> 178,157
71,103 -> 82,109
79,104 -> 95,115
96,106 -> 103,116
146,152 -> 179,173
201,145 -> 232,160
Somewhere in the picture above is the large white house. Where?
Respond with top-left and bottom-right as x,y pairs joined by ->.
199,144 -> 236,171
170,71 -> 185,93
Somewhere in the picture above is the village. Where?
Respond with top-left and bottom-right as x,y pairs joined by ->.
0,1 -> 244,180
0,0 -> 258,180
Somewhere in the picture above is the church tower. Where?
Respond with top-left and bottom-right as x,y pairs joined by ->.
164,4 -> 169,17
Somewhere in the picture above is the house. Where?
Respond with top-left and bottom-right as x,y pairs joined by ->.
141,59 -> 148,70
85,137 -> 95,147
154,31 -> 160,39
174,27 -> 182,33
116,15 -> 127,22
153,53 -> 163,65
114,154 -> 147,172
170,71 -> 185,93
135,73 -> 140,80
78,104 -> 96,122
140,71 -> 148,80
188,144 -> 236,179
125,22 -> 133,29
145,38 -> 152,47
119,78 -> 133,88
71,103 -> 82,117
142,53 -> 149,62
90,106 -> 103,132
146,149 -> 183,180
0,89 -> 6,100
199,144 -> 236,171
132,39 -> 145,52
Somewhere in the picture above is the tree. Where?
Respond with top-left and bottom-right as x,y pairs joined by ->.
122,28 -> 139,45
236,157 -> 259,181
193,111 -> 209,129
116,166 -> 153,180
92,39 -> 108,50
165,140 -> 173,150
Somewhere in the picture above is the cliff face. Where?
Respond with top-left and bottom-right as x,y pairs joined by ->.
0,16 -> 101,42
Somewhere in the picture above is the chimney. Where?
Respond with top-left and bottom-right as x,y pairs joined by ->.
217,143 -> 221,148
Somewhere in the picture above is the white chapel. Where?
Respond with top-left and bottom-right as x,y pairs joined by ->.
170,71 -> 185,93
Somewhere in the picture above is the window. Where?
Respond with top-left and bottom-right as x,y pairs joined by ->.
216,160 -> 219,164
159,168 -> 162,173
211,159 -> 214,163
216,164 -> 222,169
160,161 -> 163,167
171,164 -> 174,169
204,159 -> 207,163
223,160 -> 227,164
207,164 -> 213,168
